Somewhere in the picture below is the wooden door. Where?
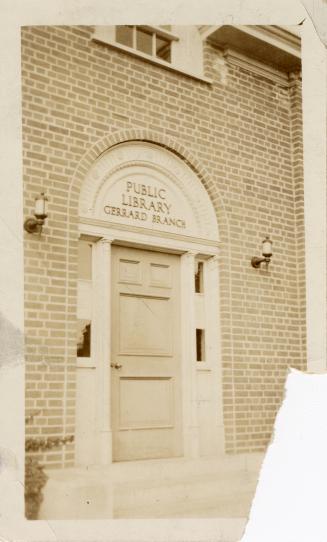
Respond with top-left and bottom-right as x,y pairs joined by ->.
111,245 -> 182,461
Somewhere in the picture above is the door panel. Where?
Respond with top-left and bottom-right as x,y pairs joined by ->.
111,245 -> 182,461
119,294 -> 172,355
119,376 -> 173,429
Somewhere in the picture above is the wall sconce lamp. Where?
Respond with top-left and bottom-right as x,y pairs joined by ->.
251,236 -> 273,268
24,193 -> 48,234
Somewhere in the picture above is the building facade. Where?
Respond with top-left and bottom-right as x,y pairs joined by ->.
22,25 -> 305,517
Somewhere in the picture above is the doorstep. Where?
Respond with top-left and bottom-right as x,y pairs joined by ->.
39,466 -> 114,519
39,452 -> 264,520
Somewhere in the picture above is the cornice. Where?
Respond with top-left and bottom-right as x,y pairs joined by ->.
223,48 -> 300,87
201,25 -> 301,56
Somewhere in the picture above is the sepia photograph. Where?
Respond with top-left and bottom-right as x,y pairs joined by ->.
21,21 -> 309,525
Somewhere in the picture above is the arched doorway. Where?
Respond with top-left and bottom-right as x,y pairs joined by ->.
75,141 -> 224,465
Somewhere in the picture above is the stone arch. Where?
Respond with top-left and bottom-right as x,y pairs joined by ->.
69,129 -> 229,242
79,141 -> 218,242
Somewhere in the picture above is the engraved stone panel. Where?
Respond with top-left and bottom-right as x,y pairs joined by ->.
79,142 -> 219,242
99,168 -> 192,235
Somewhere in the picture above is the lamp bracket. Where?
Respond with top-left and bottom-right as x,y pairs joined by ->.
24,217 -> 44,234
251,256 -> 271,268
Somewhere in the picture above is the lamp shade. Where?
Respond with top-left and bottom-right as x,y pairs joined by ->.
262,236 -> 272,257
34,193 -> 48,219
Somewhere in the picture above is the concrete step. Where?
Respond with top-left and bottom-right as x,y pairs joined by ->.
112,455 -> 262,518
115,470 -> 257,507
39,453 -> 263,520
115,494 -> 255,518
110,452 -> 263,483
115,484 -> 257,519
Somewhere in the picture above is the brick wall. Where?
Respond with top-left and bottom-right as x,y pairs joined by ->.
22,26 -> 306,466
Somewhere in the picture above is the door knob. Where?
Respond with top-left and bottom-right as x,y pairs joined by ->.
110,362 -> 122,369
